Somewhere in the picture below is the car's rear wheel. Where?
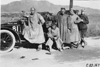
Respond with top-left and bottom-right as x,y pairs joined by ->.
0,30 -> 16,53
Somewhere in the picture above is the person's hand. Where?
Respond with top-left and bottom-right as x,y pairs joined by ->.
54,37 -> 58,40
68,27 -> 71,31
81,19 -> 83,22
38,21 -> 41,24
48,34 -> 53,38
68,28 -> 72,32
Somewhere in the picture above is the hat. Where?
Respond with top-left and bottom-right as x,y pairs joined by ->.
81,9 -> 85,12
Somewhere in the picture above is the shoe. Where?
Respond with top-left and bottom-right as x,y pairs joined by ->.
81,40 -> 87,48
36,48 -> 41,51
37,44 -> 42,51
63,46 -> 70,50
46,46 -> 50,51
46,52 -> 51,55
58,48 -> 63,52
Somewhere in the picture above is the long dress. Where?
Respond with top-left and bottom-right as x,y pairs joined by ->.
69,14 -> 82,43
57,14 -> 70,43
23,13 -> 45,44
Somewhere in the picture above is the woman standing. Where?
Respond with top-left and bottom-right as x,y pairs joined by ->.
23,7 -> 45,50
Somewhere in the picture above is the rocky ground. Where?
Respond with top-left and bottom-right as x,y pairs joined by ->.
0,37 -> 100,67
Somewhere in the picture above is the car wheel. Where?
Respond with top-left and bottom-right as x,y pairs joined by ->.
0,30 -> 16,53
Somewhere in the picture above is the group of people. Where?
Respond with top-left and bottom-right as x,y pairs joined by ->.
57,8 -> 89,48
20,7 -> 89,54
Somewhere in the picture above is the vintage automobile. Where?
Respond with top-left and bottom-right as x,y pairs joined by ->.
1,19 -> 25,53
0,12 -> 53,53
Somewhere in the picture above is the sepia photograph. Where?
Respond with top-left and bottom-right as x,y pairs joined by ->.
0,0 -> 100,67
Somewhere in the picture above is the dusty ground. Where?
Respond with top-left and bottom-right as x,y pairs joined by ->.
0,37 -> 100,67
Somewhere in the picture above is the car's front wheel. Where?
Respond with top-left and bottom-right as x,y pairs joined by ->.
0,30 -> 16,53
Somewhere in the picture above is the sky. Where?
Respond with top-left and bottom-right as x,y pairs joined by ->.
1,0 -> 100,10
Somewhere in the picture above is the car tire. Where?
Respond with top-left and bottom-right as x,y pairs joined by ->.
0,30 -> 16,53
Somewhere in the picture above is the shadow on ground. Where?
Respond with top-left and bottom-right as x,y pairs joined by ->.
14,40 -> 100,63
15,41 -> 63,51
15,42 -> 39,49
54,47 -> 100,63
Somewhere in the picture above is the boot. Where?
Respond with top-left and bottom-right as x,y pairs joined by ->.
37,44 -> 42,51
81,38 -> 87,48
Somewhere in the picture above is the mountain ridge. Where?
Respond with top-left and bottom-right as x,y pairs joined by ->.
1,0 -> 100,15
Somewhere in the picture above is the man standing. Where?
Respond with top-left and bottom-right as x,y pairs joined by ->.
78,9 -> 89,47
23,7 -> 45,50
57,8 -> 70,44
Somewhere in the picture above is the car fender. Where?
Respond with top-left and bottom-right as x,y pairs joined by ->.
1,27 -> 21,43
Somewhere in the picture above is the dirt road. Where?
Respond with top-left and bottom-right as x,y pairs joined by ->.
0,37 -> 100,67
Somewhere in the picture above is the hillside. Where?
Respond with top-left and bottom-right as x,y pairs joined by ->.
1,0 -> 100,14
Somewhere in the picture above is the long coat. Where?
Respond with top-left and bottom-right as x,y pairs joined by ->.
57,14 -> 70,43
69,14 -> 82,43
23,13 -> 45,44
